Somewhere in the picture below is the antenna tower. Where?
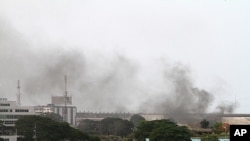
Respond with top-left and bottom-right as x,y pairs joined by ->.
17,80 -> 21,105
63,75 -> 68,122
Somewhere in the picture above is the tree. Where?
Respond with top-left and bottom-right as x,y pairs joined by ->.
134,119 -> 192,141
16,115 -> 93,141
212,122 -> 223,134
130,114 -> 145,128
212,122 -> 229,136
99,118 -> 134,137
77,119 -> 100,134
200,119 -> 210,129
201,134 -> 219,141
78,118 -> 134,137
41,112 -> 63,122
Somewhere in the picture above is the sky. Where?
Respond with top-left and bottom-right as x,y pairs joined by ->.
0,0 -> 249,114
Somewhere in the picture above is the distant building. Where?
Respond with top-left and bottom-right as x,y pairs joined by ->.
34,96 -> 77,126
35,104 -> 77,126
76,112 -> 134,126
0,98 -> 37,141
0,98 -> 36,127
51,96 -> 72,106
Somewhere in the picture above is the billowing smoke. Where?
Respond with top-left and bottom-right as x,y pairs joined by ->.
216,102 -> 238,114
0,19 -> 237,117
138,64 -> 214,122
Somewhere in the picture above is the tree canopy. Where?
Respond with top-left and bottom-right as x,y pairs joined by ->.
200,119 -> 210,129
201,134 -> 219,141
130,114 -> 145,128
134,119 -> 192,141
78,117 -> 134,137
16,115 -> 96,141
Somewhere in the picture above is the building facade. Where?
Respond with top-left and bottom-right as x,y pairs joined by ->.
0,98 -> 36,127
0,98 -> 36,141
35,104 -> 77,126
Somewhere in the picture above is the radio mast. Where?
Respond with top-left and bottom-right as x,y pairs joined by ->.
17,80 -> 21,106
63,75 -> 68,122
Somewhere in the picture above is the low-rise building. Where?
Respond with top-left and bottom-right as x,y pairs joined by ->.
0,98 -> 36,127
0,98 -> 37,141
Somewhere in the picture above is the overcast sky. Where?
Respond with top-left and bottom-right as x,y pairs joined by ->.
0,0 -> 249,113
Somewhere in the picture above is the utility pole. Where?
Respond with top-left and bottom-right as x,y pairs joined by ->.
34,123 -> 37,141
63,75 -> 68,123
17,80 -> 21,106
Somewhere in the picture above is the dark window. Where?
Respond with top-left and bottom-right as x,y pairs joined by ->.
15,109 -> 29,112
0,109 -> 8,112
0,103 -> 10,106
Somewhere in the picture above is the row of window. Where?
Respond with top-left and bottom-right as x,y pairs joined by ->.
0,109 -> 29,112
0,109 -> 8,112
3,120 -> 16,125
0,103 -> 10,106
15,109 -> 29,112
0,115 -> 23,119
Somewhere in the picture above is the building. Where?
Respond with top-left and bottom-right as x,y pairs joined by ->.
35,104 -> 77,126
0,98 -> 36,127
76,112 -> 132,125
0,98 -> 37,141
34,96 -> 77,126
51,96 -> 72,106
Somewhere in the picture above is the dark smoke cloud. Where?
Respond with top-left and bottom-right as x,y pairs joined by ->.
0,19 -> 237,116
216,102 -> 238,114
139,64 -> 214,122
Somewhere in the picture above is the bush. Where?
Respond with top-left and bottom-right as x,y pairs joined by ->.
201,134 -> 219,141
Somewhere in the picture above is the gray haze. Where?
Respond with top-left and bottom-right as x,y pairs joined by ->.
0,0 -> 249,114
0,20 -> 237,115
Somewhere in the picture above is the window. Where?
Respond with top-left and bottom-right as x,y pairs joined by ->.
0,103 -> 10,106
15,109 -> 29,112
0,109 -> 8,112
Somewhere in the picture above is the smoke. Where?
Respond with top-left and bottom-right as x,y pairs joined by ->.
216,102 -> 238,114
138,64 -> 215,122
0,19 -> 238,116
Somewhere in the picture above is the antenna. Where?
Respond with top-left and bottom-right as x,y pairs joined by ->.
65,75 -> 68,97
17,80 -> 21,105
63,75 -> 68,122
234,95 -> 237,107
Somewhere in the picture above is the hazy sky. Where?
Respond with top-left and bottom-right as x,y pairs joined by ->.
0,0 -> 249,113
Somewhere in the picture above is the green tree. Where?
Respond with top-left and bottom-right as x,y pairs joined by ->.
130,114 -> 145,128
77,119 -> 100,134
99,118 -> 134,137
200,119 -> 210,129
212,122 -> 223,134
134,119 -> 191,141
16,115 -> 92,141
41,112 -> 63,122
201,134 -> 219,141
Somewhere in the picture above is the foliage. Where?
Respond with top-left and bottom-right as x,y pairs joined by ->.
78,118 -> 134,137
201,134 -> 219,141
200,119 -> 210,129
212,122 -> 229,135
40,112 -> 63,122
99,118 -> 134,137
134,119 -> 192,141
77,119 -> 100,134
16,115 -> 95,141
89,135 -> 101,141
130,114 -> 145,128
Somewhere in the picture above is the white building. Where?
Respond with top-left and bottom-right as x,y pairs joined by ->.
34,96 -> 77,126
0,98 -> 36,127
35,104 -> 77,126
0,98 -> 36,141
